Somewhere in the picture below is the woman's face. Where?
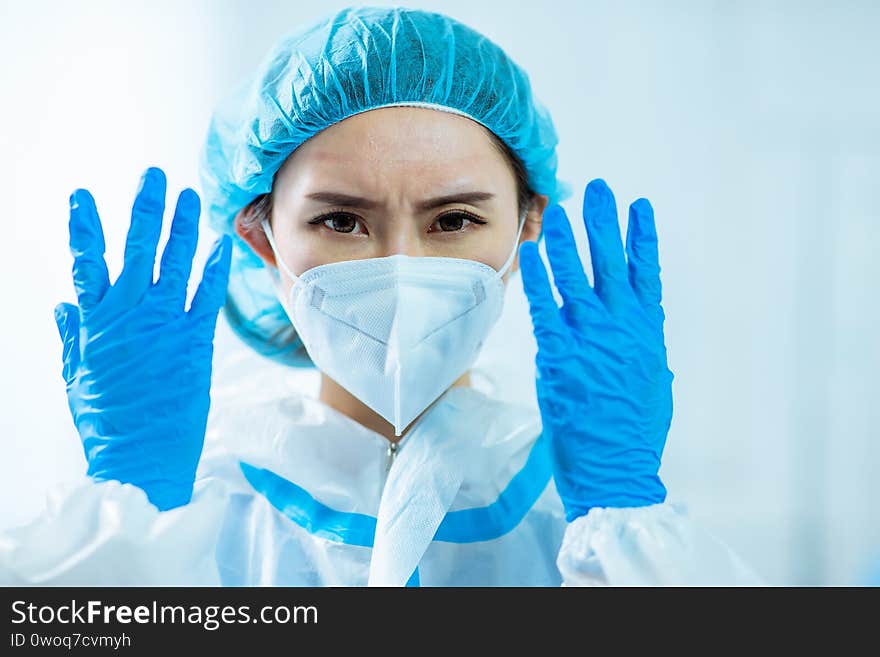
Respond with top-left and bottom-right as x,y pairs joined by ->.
239,107 -> 546,289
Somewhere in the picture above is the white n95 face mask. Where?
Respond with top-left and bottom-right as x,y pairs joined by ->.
261,213 -> 526,436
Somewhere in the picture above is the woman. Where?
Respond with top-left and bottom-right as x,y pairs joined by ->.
0,6 -> 758,585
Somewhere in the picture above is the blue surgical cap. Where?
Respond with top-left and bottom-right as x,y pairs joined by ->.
199,4 -> 572,366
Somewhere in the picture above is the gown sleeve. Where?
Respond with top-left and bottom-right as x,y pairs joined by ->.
555,502 -> 764,586
0,474 -> 229,586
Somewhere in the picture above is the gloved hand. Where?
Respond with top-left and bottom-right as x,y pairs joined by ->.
519,178 -> 674,522
54,167 -> 232,511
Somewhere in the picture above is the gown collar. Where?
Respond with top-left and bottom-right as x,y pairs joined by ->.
206,385 -> 552,544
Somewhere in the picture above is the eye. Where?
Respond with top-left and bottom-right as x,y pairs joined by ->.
309,211 -> 365,235
430,211 -> 487,233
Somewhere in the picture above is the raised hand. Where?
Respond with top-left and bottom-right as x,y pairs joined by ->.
519,178 -> 673,522
54,167 -> 232,511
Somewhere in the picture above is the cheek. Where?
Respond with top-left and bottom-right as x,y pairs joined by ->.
421,221 -> 519,271
276,222 -> 348,276
475,222 -> 520,272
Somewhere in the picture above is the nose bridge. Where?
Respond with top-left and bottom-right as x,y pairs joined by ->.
379,214 -> 424,257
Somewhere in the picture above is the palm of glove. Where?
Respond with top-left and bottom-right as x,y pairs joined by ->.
520,179 -> 673,522
55,168 -> 231,511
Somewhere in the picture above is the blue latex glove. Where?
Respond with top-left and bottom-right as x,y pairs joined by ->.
54,167 -> 232,511
519,178 -> 674,522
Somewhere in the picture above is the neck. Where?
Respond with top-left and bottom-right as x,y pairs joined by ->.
318,370 -> 471,443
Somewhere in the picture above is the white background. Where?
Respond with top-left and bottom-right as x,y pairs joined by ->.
1,0 -> 877,585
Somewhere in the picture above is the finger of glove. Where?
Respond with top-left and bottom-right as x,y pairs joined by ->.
54,302 -> 81,385
542,203 -> 602,325
189,234 -> 232,321
156,188 -> 200,309
626,198 -> 666,329
113,167 -> 166,308
519,240 -> 569,354
582,179 -> 637,313
68,189 -> 110,316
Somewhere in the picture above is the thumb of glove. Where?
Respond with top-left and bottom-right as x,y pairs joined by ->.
54,302 -> 81,385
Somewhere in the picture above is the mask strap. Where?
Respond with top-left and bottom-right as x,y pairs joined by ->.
493,209 -> 529,280
261,219 -> 300,284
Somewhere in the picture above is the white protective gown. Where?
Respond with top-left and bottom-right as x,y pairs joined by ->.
0,381 -> 760,586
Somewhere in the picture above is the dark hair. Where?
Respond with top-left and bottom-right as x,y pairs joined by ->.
238,129 -> 534,232
487,129 -> 535,218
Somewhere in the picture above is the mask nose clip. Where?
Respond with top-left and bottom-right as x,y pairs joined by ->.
310,286 -> 326,310
472,280 -> 486,304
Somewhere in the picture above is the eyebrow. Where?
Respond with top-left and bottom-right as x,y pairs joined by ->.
304,190 -> 496,211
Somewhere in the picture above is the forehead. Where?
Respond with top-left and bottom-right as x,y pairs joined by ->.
278,107 -> 512,187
